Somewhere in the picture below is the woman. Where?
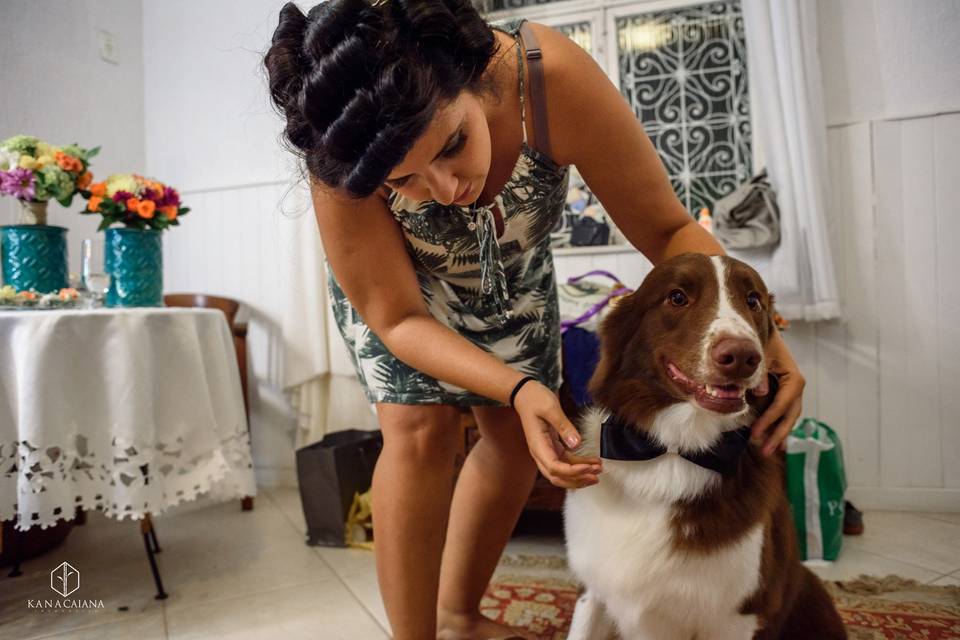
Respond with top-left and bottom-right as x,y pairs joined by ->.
264,2 -> 805,638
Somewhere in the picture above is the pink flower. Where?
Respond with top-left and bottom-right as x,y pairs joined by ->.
0,168 -> 36,201
161,186 -> 180,207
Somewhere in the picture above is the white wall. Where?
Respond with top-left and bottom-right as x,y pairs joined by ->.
0,0 -> 145,273
142,0 -> 292,191
819,0 -> 960,125
778,0 -> 960,511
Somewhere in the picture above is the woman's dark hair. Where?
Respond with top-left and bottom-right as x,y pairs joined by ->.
264,0 -> 500,199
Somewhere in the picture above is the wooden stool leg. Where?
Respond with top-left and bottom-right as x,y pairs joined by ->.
5,520 -> 23,578
145,513 -> 161,553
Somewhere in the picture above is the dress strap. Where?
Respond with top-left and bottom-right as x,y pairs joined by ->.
513,33 -> 528,146
516,21 -> 555,159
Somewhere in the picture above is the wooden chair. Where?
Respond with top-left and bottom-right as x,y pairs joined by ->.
163,293 -> 254,511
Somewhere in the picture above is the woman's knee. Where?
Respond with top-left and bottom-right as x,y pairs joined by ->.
376,403 -> 462,464
471,407 -> 534,462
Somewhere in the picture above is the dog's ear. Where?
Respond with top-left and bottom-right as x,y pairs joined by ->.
587,292 -> 642,401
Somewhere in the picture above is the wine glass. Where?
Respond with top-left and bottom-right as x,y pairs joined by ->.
80,238 -> 110,307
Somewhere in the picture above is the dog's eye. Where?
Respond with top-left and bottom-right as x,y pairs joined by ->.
668,289 -> 688,307
747,292 -> 762,310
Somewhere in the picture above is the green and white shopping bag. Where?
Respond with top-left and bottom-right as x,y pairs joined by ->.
786,418 -> 847,561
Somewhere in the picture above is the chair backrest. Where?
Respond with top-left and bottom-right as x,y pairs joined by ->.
164,293 -> 240,327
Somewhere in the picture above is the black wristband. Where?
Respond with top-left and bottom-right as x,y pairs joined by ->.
509,376 -> 537,408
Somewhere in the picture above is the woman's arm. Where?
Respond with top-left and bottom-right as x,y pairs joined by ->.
311,182 -> 600,486
532,24 -> 804,454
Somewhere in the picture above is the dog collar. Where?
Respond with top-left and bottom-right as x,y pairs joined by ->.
600,419 -> 752,478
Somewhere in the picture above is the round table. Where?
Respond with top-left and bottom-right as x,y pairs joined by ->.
0,307 -> 256,531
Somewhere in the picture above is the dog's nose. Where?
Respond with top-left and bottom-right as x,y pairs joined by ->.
711,337 -> 761,378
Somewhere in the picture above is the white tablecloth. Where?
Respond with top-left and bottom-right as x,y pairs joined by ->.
0,307 -> 257,530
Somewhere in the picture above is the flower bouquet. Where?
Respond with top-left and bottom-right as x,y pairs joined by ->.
0,135 -> 99,224
77,174 -> 190,307
0,135 -> 97,294
79,174 -> 189,231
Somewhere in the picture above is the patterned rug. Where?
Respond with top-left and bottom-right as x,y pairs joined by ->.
484,555 -> 960,639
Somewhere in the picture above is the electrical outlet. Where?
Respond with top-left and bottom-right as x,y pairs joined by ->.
97,30 -> 119,64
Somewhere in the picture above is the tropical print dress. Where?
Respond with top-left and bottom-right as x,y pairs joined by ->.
328,18 -> 570,406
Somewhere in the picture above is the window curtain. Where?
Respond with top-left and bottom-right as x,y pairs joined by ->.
280,181 -> 378,449
740,0 -> 841,321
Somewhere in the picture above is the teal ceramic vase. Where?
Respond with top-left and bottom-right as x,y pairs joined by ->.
104,227 -> 163,307
0,211 -> 69,293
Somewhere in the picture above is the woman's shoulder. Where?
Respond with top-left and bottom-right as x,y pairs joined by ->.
519,21 -> 614,168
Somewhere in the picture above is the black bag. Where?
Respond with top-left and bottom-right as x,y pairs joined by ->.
296,429 -> 383,547
570,216 -> 610,246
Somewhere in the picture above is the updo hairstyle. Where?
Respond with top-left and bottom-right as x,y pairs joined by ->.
264,0 -> 500,199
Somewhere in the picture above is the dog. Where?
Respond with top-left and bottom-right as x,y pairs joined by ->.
563,253 -> 846,639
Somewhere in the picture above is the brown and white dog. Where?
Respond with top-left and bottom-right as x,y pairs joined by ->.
564,253 -> 846,640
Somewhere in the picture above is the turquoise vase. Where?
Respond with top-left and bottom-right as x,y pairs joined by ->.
104,228 -> 163,307
0,224 -> 69,293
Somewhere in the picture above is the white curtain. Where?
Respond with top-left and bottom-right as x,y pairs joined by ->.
740,0 -> 841,321
279,181 -> 379,449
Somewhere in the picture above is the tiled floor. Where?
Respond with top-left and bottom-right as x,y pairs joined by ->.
2,487 -> 959,639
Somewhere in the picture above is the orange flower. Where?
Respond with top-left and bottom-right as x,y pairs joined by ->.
77,171 -> 92,189
126,197 -> 140,211
55,152 -> 82,172
161,205 -> 178,221
88,196 -> 103,212
137,200 -> 156,219
90,182 -> 106,197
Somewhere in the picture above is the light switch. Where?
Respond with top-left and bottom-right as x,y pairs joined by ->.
97,30 -> 119,65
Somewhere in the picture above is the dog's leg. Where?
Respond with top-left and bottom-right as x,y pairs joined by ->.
567,590 -> 618,640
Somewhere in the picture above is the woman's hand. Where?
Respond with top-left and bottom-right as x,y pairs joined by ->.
512,380 -> 602,489
752,329 -> 806,456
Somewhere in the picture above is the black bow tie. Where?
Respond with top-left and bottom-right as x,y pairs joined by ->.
600,418 -> 752,477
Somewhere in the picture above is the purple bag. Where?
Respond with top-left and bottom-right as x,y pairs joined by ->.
558,270 -> 632,332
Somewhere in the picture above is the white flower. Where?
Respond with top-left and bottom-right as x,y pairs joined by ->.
0,147 -> 20,171
104,174 -> 139,197
38,292 -> 60,308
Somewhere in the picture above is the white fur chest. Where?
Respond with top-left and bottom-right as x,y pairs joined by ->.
563,409 -> 765,638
